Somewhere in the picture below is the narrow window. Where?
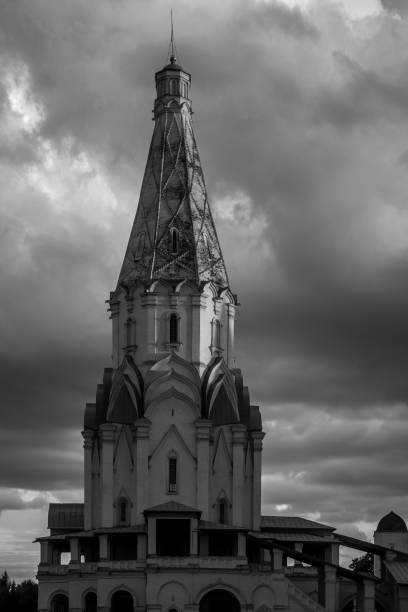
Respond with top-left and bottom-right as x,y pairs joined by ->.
168,457 -> 177,492
170,79 -> 177,95
219,499 -> 226,524
172,228 -> 178,253
125,318 -> 134,346
119,499 -> 128,523
169,313 -> 178,344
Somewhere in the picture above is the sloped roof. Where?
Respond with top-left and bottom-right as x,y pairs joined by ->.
144,501 -> 201,515
384,561 -> 408,584
199,520 -> 248,531
117,65 -> 228,289
48,503 -> 84,530
254,531 -> 337,543
261,515 -> 335,531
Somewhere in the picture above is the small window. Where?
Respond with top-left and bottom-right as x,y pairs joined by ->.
168,456 -> 177,493
170,228 -> 179,253
169,313 -> 178,344
219,499 -> 226,524
117,498 -> 129,524
170,79 -> 177,95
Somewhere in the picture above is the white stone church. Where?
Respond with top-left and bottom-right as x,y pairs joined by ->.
36,48 -> 408,612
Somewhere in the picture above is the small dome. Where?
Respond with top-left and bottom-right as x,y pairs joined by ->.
377,511 -> 407,533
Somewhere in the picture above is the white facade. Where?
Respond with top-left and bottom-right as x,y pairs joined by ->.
36,50 -> 408,612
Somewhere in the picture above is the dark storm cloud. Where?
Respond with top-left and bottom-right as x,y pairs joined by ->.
381,0 -> 408,16
0,490 -> 48,515
1,0 -> 408,578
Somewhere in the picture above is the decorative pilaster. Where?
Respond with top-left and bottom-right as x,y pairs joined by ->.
251,430 -> 264,530
191,294 -> 207,371
141,293 -> 158,360
82,429 -> 94,530
109,296 -> 120,368
134,418 -> 151,520
195,419 -> 211,519
99,423 -> 116,527
226,303 -> 236,367
232,424 -> 247,526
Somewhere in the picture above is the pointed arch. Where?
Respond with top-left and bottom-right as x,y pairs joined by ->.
107,355 -> 143,423
212,428 -> 233,473
149,424 -> 196,467
202,357 -> 239,424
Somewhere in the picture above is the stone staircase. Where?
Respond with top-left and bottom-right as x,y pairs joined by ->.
287,580 -> 327,612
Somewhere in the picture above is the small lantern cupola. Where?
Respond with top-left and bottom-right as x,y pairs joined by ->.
154,20 -> 191,118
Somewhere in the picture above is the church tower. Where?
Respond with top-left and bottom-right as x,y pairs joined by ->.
36,40 -> 406,612
81,47 -> 264,539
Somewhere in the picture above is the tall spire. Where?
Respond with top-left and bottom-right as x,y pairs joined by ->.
117,46 -> 229,289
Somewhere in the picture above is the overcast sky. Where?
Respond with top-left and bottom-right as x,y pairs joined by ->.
1,0 -> 408,581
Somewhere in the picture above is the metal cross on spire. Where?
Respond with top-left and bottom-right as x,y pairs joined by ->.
168,9 -> 177,64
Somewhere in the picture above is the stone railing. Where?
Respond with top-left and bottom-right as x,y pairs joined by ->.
147,556 -> 247,569
285,566 -> 319,576
287,581 -> 327,612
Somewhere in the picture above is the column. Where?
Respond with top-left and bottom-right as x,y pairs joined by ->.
356,580 -> 375,612
324,566 -> 337,612
147,517 -> 156,556
272,548 -> 283,571
134,418 -> 150,520
226,303 -> 236,367
237,532 -> 246,558
69,538 -> 80,564
325,542 -> 340,565
99,534 -> 109,561
39,541 -> 51,565
195,419 -> 211,519
191,517 -> 199,556
251,431 -> 265,530
100,423 -> 116,527
232,424 -> 246,526
82,429 -> 94,530
138,534 -> 147,560
294,542 -> 303,567
109,296 -> 120,368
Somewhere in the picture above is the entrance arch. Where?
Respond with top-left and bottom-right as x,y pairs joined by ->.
111,590 -> 134,612
84,592 -> 97,612
199,589 -> 240,612
51,594 -> 68,612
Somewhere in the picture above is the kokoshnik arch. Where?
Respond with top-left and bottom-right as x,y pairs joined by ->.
36,41 -> 408,612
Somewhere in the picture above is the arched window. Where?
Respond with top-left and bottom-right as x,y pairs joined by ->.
170,228 -> 179,253
168,451 -> 177,493
170,79 -> 177,95
117,497 -> 129,525
169,313 -> 178,344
